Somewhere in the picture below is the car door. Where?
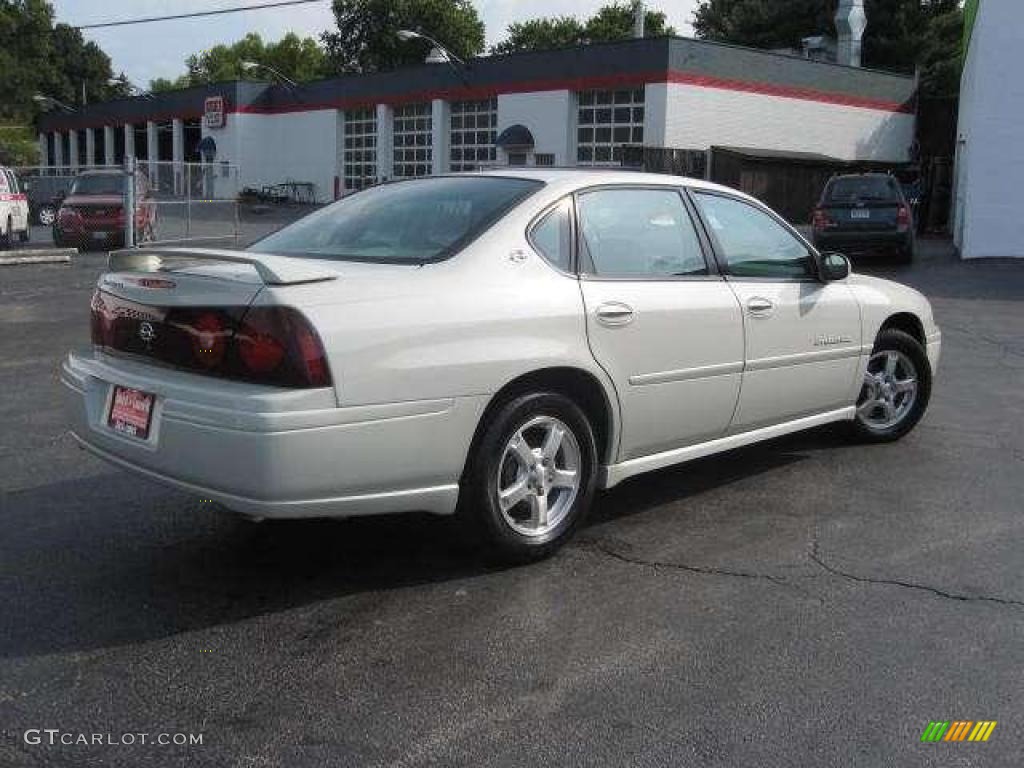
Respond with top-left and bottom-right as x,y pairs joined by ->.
574,186 -> 744,462
0,170 -> 14,234
690,190 -> 862,432
3,170 -> 27,232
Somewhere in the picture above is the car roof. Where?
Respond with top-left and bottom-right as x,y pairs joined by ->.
467,167 -> 754,201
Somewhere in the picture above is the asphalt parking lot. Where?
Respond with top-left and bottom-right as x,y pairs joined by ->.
1,237 -> 1022,767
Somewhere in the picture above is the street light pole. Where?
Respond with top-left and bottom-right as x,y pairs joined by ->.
33,94 -> 76,112
396,29 -> 469,83
240,61 -> 298,89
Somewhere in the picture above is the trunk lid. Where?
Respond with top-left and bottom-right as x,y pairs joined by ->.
821,200 -> 900,232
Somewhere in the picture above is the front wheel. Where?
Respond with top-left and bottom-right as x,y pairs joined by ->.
852,329 -> 931,442
459,392 -> 598,562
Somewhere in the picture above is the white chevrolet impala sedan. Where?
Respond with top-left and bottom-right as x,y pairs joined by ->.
63,170 -> 940,560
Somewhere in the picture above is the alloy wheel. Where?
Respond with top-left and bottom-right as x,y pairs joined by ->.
857,349 -> 918,431
496,415 -> 581,537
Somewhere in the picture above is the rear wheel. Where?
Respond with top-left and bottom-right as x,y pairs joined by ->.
37,205 -> 56,226
852,329 -> 931,442
459,392 -> 598,562
0,218 -> 11,250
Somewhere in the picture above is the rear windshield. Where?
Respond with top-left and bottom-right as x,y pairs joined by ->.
825,176 -> 900,203
70,174 -> 126,196
249,176 -> 543,264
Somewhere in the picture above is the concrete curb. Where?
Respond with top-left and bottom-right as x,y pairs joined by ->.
0,249 -> 76,266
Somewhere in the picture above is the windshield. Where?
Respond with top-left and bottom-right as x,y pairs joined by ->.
249,176 -> 543,263
826,176 -> 899,203
70,174 -> 126,196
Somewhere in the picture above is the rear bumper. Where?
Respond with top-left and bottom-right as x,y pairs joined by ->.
61,351 -> 486,518
813,230 -> 911,252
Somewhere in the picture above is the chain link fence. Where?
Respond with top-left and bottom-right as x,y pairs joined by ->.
10,161 -> 241,249
135,160 -> 241,247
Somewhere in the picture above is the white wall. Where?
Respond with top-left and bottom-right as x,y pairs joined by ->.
497,90 -> 573,165
953,1 -> 1024,259
662,83 -> 914,162
204,109 -> 339,203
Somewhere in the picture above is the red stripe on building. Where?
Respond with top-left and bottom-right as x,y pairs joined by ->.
232,70 -> 912,116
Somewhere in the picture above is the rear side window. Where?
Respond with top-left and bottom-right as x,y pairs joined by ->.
693,192 -> 813,279
530,198 -> 573,272
826,176 -> 899,203
0,171 -> 11,194
577,188 -> 708,278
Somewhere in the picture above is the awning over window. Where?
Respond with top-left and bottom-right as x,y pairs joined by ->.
495,124 -> 535,150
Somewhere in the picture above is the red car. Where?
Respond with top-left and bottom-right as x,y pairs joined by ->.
53,170 -> 156,250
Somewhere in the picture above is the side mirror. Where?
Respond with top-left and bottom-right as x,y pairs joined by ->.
819,251 -> 850,282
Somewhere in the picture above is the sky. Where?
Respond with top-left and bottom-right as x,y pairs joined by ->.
51,0 -> 698,87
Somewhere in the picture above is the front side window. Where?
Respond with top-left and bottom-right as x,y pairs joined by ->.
692,192 -> 813,279
250,176 -> 543,264
577,188 -> 707,278
530,198 -> 573,272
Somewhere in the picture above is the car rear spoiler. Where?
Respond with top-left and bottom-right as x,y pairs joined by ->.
107,247 -> 338,286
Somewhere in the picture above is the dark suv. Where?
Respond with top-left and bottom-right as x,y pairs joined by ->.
22,175 -> 74,226
812,173 -> 915,263
53,170 -> 155,250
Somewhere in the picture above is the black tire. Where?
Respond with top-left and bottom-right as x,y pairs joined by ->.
458,392 -> 598,563
18,227 -> 29,243
0,218 -> 10,250
851,329 -> 931,443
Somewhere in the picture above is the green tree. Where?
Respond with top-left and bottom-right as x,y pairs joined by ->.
491,2 -> 675,55
583,3 -> 675,42
151,32 -> 328,90
490,17 -> 584,56
1,1 -> 124,162
322,0 -> 485,73
692,0 -> 963,96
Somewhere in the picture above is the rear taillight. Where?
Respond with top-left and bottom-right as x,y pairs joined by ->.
897,204 -> 911,231
89,289 -> 332,388
812,207 -> 832,230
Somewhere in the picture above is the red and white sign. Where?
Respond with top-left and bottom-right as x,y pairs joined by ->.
108,386 -> 155,440
204,96 -> 225,129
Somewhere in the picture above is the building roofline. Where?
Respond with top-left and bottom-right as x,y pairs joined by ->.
39,35 -> 917,132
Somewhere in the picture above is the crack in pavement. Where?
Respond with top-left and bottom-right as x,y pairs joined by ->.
582,538 -> 795,587
807,545 -> 1024,609
581,535 -> 1024,611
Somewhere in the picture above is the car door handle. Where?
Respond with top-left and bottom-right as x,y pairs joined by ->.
746,297 -> 775,316
595,302 -> 635,326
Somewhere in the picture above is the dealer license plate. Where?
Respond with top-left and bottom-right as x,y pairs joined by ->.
108,386 -> 154,440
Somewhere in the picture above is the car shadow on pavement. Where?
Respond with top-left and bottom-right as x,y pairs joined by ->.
0,427 -> 844,659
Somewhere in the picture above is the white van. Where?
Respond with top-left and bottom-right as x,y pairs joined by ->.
0,166 -> 31,248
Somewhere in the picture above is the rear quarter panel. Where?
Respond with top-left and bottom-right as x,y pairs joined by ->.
257,190 -> 616,411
